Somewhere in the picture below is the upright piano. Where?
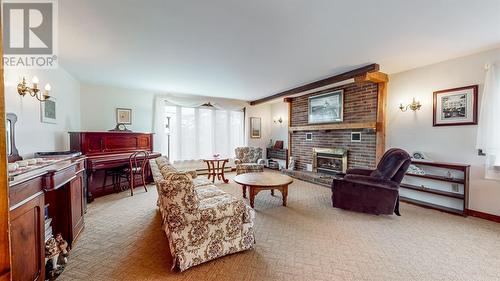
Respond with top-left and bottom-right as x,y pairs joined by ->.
69,131 -> 161,201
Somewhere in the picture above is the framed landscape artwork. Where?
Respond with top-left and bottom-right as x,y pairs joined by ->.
116,108 -> 132,125
308,90 -> 344,124
41,98 -> 57,124
250,117 -> 261,138
433,85 -> 478,126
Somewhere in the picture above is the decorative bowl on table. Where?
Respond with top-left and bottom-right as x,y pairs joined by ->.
213,154 -> 220,159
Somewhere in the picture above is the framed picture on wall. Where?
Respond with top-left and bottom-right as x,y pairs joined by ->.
274,140 -> 284,149
250,117 -> 261,138
308,90 -> 344,124
116,108 -> 132,125
433,85 -> 478,126
41,97 -> 57,124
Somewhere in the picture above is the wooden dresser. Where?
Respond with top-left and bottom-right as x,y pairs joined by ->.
9,156 -> 85,281
68,132 -> 159,200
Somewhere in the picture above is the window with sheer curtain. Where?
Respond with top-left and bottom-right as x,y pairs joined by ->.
164,105 -> 244,161
476,63 -> 500,180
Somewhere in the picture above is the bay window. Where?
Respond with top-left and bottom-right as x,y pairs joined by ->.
163,104 -> 244,161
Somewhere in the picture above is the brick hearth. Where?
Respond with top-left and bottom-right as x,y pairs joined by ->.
281,169 -> 335,187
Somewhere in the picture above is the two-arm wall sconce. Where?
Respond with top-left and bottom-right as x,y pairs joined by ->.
399,98 -> 421,112
273,117 -> 283,124
17,76 -> 51,102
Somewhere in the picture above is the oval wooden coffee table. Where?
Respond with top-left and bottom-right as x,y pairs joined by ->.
234,172 -> 293,208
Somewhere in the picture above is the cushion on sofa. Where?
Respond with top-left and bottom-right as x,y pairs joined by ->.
195,185 -> 226,200
192,177 -> 212,188
156,157 -> 171,170
160,164 -> 179,178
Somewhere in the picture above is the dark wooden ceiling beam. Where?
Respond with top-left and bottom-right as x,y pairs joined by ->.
249,63 -> 379,105
354,71 -> 388,84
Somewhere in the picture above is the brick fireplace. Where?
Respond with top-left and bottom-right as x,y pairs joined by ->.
312,147 -> 347,174
288,82 -> 379,172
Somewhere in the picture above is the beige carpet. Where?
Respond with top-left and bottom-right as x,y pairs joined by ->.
59,172 -> 500,281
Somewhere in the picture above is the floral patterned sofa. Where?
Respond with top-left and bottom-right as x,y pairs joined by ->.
149,156 -> 255,271
234,147 -> 265,175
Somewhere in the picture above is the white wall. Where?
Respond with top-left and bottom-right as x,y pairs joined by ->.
80,84 -> 274,156
270,102 -> 289,148
245,103 -> 272,157
80,84 -> 156,132
4,67 -> 81,157
387,47 -> 500,216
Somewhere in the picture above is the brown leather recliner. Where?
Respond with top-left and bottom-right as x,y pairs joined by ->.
331,148 -> 411,215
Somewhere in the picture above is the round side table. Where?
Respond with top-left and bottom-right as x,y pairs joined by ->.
203,158 -> 229,183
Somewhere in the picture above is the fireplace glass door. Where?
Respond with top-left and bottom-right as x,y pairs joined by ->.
317,156 -> 343,173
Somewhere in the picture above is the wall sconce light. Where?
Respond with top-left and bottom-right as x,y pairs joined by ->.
17,76 -> 51,102
399,98 -> 421,112
273,117 -> 283,124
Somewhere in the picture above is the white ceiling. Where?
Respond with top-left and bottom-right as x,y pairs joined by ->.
59,0 -> 500,101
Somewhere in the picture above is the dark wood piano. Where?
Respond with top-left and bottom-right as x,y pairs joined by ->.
69,131 -> 161,201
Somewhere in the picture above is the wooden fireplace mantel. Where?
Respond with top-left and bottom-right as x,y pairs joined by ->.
288,121 -> 377,132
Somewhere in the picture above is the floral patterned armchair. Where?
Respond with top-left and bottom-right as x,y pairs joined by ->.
149,157 -> 255,272
234,147 -> 265,175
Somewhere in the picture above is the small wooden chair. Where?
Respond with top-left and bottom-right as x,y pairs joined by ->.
126,151 -> 150,196
102,166 -> 128,192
